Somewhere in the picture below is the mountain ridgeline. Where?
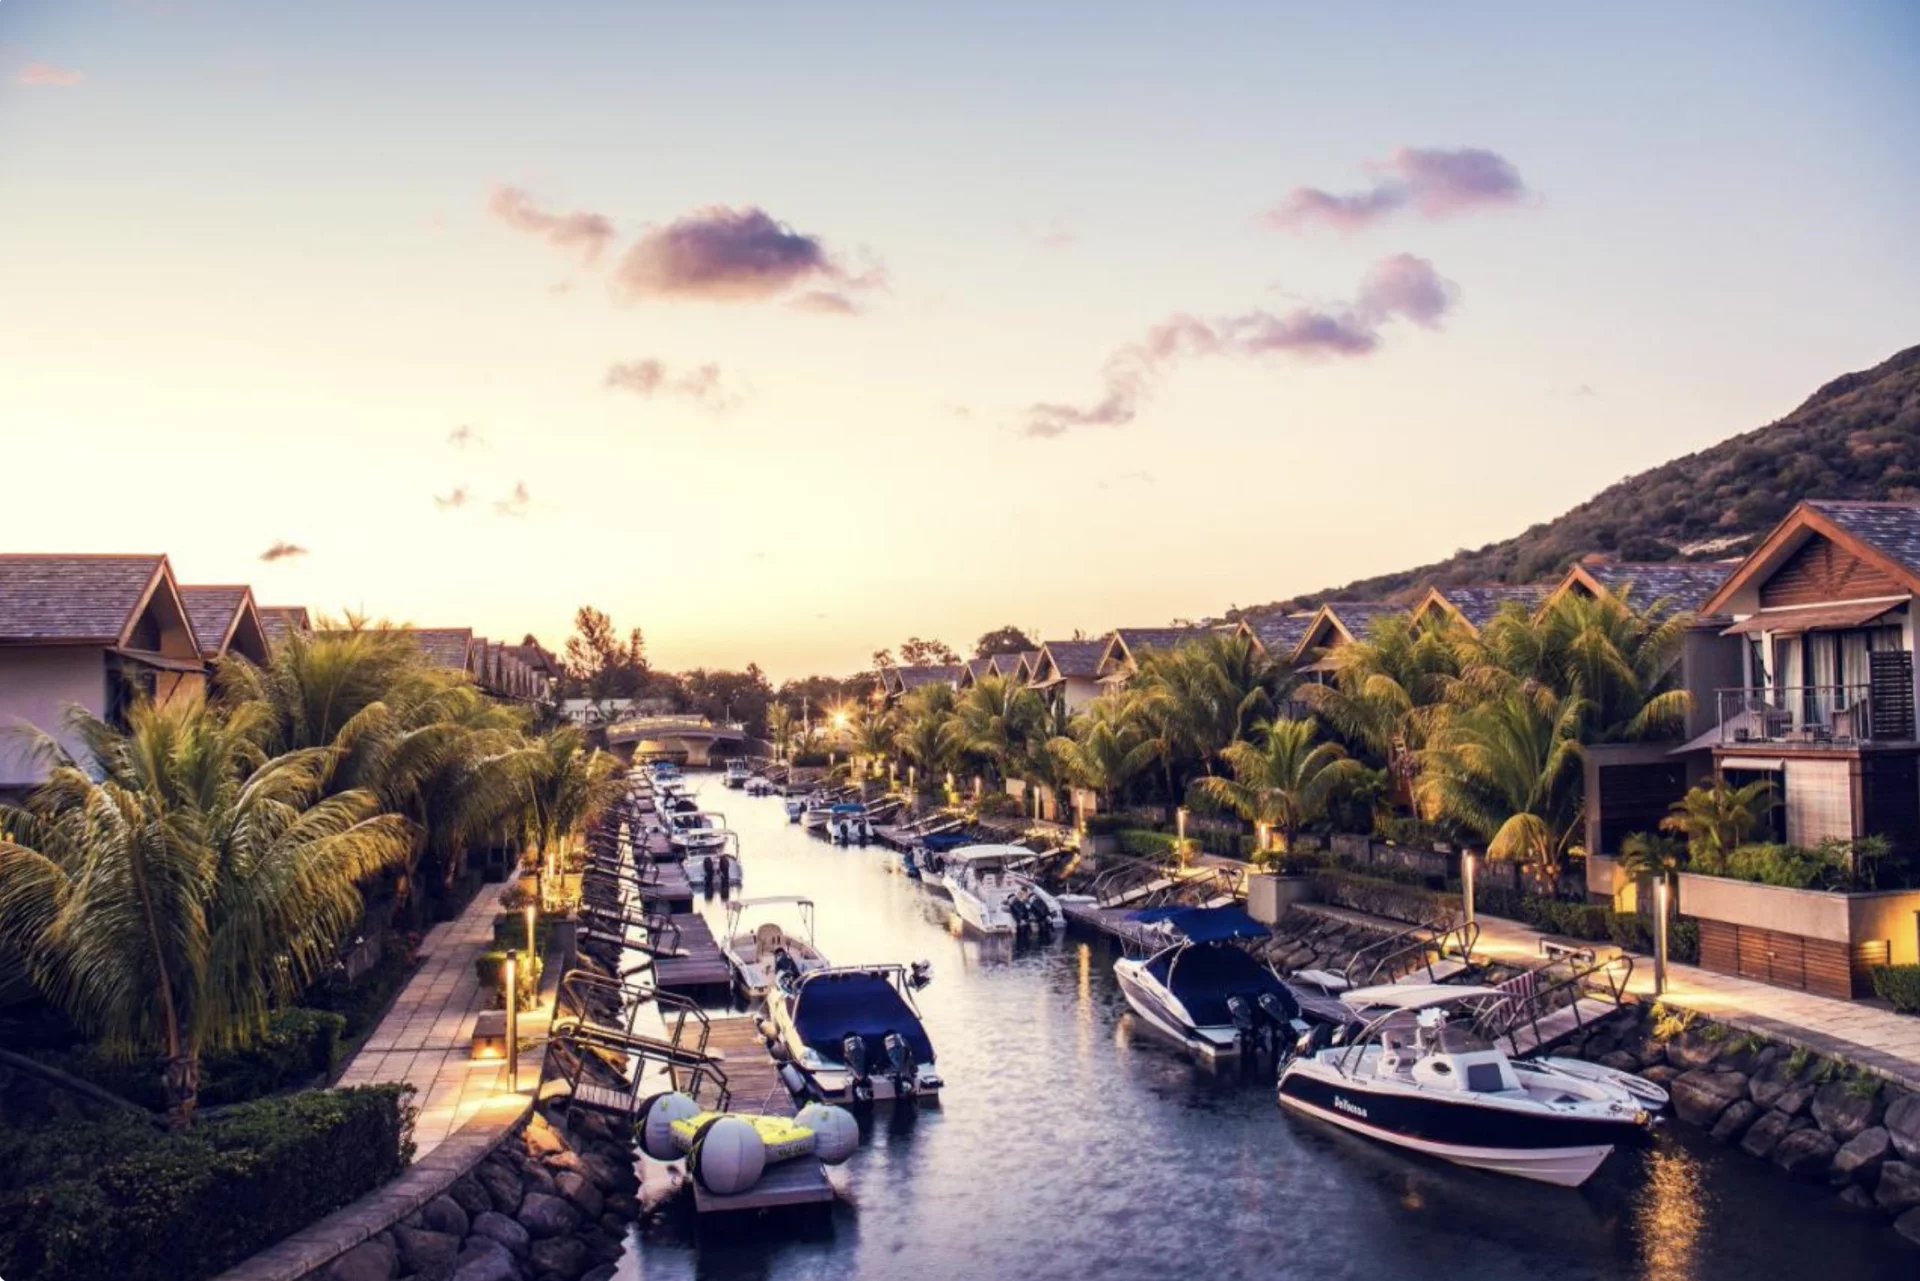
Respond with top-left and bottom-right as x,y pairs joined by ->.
1236,343 -> 1920,617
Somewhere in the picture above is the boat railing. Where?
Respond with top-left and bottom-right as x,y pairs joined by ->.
1344,917 -> 1481,988
1476,946 -> 1636,1056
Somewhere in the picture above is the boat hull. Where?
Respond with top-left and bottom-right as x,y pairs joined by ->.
1276,1064 -> 1644,1186
1112,958 -> 1242,1059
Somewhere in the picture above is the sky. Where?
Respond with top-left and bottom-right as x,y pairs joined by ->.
2,1 -> 1917,680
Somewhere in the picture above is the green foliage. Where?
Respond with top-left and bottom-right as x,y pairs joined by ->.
46,1008 -> 348,1110
491,913 -> 555,956
306,939 -> 418,1039
1872,964 -> 1920,1014
0,1084 -> 415,1281
1661,778 -> 1775,864
1308,870 -> 1458,926
474,951 -> 541,1007
1081,814 -> 1131,837
973,791 -> 1024,819
1116,829 -> 1181,860
1688,838 -> 1892,891
1191,718 -> 1365,851
1650,1004 -> 1696,1042
1785,1047 -> 1813,1078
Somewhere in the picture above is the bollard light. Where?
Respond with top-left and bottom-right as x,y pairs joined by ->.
504,950 -> 520,1085
1176,807 -> 1188,844
525,903 -> 537,958
1654,878 -> 1671,996
1257,822 -> 1271,855
1462,851 -> 1477,926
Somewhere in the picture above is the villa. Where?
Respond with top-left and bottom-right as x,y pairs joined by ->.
1291,600 -> 1405,679
1408,583 -> 1552,635
180,584 -> 272,668
1028,639 -> 1107,713
257,604 -> 312,651
1094,626 -> 1205,690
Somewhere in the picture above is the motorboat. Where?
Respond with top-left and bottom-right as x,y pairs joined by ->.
721,897 -> 829,1001
1276,984 -> 1659,1186
826,802 -> 873,846
800,794 -> 836,832
905,831 -> 969,884
1112,906 -> 1301,1061
938,844 -> 1065,936
687,836 -> 744,893
767,963 -> 942,1104
784,795 -> 806,823
723,759 -> 751,789
746,774 -> 773,797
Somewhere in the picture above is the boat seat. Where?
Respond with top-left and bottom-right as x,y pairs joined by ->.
756,923 -> 784,958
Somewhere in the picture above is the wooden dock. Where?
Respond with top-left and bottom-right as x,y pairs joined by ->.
636,862 -> 694,915
653,913 -> 733,1002
690,1017 -> 833,1217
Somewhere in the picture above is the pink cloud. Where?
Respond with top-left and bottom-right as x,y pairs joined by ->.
612,206 -> 876,305
1266,146 -> 1527,233
487,186 -> 617,264
1022,256 -> 1456,438
18,62 -> 85,88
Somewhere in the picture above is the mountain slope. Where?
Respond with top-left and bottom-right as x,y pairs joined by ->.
1237,343 -> 1920,616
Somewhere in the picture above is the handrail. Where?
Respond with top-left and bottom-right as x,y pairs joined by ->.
1477,948 -> 1635,1056
1347,917 -> 1481,988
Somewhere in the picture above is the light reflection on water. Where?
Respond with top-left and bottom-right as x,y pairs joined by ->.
619,776 -> 1911,1281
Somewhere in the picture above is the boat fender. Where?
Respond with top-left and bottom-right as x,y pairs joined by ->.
795,1102 -> 860,1164
636,1090 -> 702,1161
757,1017 -> 781,1044
689,1115 -> 767,1195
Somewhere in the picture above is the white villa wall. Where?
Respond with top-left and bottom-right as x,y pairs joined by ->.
0,647 -> 107,788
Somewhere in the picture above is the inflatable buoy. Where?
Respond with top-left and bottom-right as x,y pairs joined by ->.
636,1091 -> 702,1161
794,1102 -> 859,1165
689,1116 -> 766,1195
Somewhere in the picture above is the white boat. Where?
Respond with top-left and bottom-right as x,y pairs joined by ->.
767,963 -> 943,1104
784,796 -> 806,823
1276,984 -> 1660,1186
800,794 -> 836,831
687,834 -> 744,892
938,845 -> 1065,936
1112,906 -> 1301,1060
826,803 -> 873,845
723,759 -> 751,789
721,896 -> 830,1001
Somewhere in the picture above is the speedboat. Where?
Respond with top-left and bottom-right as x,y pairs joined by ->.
721,897 -> 829,1001
939,845 -> 1065,936
1112,906 -> 1300,1060
1276,984 -> 1659,1186
907,831 -> 970,884
800,794 -> 836,832
784,795 -> 806,823
746,774 -> 773,796
687,834 -> 743,893
667,810 -> 729,857
768,963 -> 943,1104
723,759 -> 751,789
826,803 -> 873,846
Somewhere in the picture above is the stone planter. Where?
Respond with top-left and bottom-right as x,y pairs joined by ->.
1248,873 -> 1317,925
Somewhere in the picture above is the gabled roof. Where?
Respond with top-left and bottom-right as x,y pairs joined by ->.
1032,639 -> 1107,683
500,642 -> 559,677
1240,611 -> 1315,659
177,584 -> 270,663
257,606 -> 311,648
1412,583 -> 1550,634
895,664 -> 963,691
1293,600 -> 1404,663
403,627 -> 475,671
0,554 -> 185,646
1701,500 -> 1920,617
1550,559 -> 1734,617
1099,626 -> 1204,677
958,656 -> 994,688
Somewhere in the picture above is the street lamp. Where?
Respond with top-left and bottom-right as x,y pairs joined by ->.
1654,878 -> 1671,995
504,951 -> 520,1085
1462,850 -> 1478,926
524,903 -> 537,959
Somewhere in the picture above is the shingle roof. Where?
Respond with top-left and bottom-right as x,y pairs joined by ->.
1320,600 -> 1403,639
404,627 -> 475,670
1113,626 -> 1203,655
1246,612 -> 1314,656
895,664 -> 962,690
179,585 -> 250,654
257,606 -> 311,647
1806,501 -> 1920,579
0,554 -> 166,643
1036,640 -> 1107,679
1432,584 -> 1551,630
1576,561 -> 1734,614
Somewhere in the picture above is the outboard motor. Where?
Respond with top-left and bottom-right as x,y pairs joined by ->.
702,854 -> 717,895
884,1030 -> 918,1100
773,947 -> 801,988
857,820 -> 870,847
908,959 -> 934,992
842,1033 -> 874,1104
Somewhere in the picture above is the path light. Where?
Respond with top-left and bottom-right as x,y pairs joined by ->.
1075,792 -> 1086,834
1257,822 -> 1271,855
1176,807 -> 1188,844
1654,879 -> 1671,995
1462,850 -> 1478,926
909,765 -> 917,791
504,951 -> 520,1085
525,903 -> 538,959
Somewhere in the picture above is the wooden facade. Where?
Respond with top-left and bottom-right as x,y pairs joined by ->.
1758,532 -> 1905,608
1696,919 -> 1859,998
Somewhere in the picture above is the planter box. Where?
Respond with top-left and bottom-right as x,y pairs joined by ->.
1678,873 -> 1920,999
1248,873 -> 1317,925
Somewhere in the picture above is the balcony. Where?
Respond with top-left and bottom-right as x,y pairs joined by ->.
1716,682 -> 1915,747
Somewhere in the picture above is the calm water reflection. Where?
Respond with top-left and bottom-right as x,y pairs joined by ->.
619,776 -> 1911,1281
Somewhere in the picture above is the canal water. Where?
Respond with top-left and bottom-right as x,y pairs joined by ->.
619,775 -> 1912,1281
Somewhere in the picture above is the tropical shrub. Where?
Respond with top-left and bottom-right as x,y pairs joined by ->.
974,791 -> 1024,819
1871,965 -> 1920,1014
0,1084 -> 415,1281
1116,829 -> 1181,860
45,1008 -> 348,1110
1309,870 -> 1457,925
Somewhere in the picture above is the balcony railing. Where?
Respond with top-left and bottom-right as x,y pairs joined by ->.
1717,684 -> 1876,746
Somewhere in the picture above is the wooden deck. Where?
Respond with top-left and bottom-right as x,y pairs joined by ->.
653,913 -> 733,1001
636,862 -> 694,915
690,1017 -> 833,1217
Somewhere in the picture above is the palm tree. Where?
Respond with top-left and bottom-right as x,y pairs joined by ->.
1192,718 -> 1365,853
1127,634 -> 1284,794
892,683 -> 956,784
1659,777 -> 1775,871
0,697 -> 412,1128
853,707 -> 898,780
523,727 -> 624,902
1304,612 -> 1463,807
939,675 -> 1049,783
766,702 -> 796,761
1416,684 -> 1588,876
1051,694 -> 1158,813
1618,830 -> 1688,899
1471,590 -> 1691,742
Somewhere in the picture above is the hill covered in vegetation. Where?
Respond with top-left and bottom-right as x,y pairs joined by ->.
1237,342 -> 1920,616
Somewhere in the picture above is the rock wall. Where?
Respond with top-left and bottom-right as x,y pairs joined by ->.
1558,1008 -> 1920,1248
321,1108 -> 638,1281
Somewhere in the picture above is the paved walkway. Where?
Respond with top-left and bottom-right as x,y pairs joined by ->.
1469,911 -> 1920,1092
336,878 -> 543,1155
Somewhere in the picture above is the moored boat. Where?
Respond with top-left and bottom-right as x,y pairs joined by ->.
938,844 -> 1065,936
721,896 -> 829,1001
767,963 -> 942,1104
1112,906 -> 1301,1060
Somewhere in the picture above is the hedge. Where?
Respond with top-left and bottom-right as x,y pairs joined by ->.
1873,965 -> 1920,1014
47,1008 -> 348,1110
0,1084 -> 416,1281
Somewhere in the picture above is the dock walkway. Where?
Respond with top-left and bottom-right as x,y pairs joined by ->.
687,1017 -> 833,1216
652,912 -> 733,1001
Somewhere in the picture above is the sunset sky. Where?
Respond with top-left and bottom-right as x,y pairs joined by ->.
3,1 -> 1917,679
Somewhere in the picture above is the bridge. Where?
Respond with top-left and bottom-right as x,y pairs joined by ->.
601,714 -> 768,766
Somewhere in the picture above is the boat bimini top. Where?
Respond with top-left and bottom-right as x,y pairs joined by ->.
725,895 -> 816,940
789,965 -> 936,1067
1128,906 -> 1298,1031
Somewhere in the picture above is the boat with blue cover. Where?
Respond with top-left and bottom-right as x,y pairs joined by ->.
767,962 -> 942,1104
1111,906 -> 1301,1061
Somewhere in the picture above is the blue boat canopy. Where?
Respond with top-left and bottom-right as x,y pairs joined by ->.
1128,905 -> 1269,944
830,803 -> 866,814
790,971 -> 936,1065
920,832 -> 972,850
